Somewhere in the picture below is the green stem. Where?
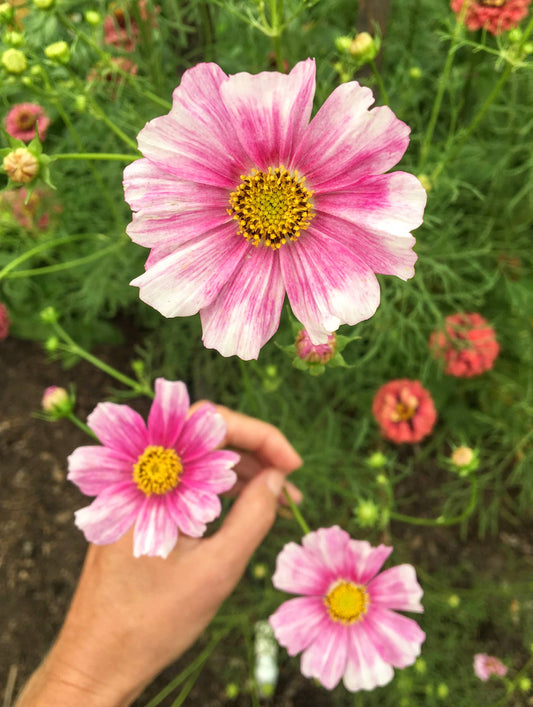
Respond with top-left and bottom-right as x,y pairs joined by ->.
3,242 -> 122,278
389,478 -> 478,527
67,412 -> 98,439
283,487 -> 311,535
369,59 -> 389,105
85,95 -> 139,151
0,234 -> 94,282
270,0 -> 285,71
50,153 -> 139,162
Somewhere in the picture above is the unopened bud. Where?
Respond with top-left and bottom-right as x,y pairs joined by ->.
85,9 -> 101,25
2,48 -> 27,73
0,3 -> 14,23
40,306 -> 58,324
44,41 -> 70,64
4,31 -> 24,46
74,94 -> 87,112
450,446 -> 479,475
42,386 -> 71,415
437,683 -> 449,699
354,499 -> 379,528
335,35 -> 353,53
414,658 -> 427,674
447,594 -> 460,608
409,66 -> 422,79
44,335 -> 60,352
508,28 -> 522,43
295,329 -> 337,364
225,683 -> 239,699
519,677 -> 531,692
34,0 -> 55,8
366,451 -> 388,469
252,563 -> 268,579
3,148 -> 39,183
349,32 -> 378,63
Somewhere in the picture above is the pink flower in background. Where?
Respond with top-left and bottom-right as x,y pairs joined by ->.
0,303 -> 10,341
372,379 -> 437,444
429,312 -> 500,378
451,0 -> 531,35
269,526 -> 425,691
4,103 -> 50,142
68,378 -> 239,558
124,59 -> 426,360
0,187 -> 61,232
473,653 -> 508,681
103,1 -> 159,52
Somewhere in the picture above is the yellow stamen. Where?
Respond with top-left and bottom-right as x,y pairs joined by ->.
228,166 -> 314,250
479,0 -> 506,6
133,445 -> 182,496
324,581 -> 369,624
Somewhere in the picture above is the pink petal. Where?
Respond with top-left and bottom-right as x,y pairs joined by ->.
182,451 -> 239,494
367,564 -> 424,613
301,526 -> 353,578
343,622 -> 395,692
178,403 -> 226,462
130,224 -> 249,318
67,445 -> 134,496
87,402 -> 148,459
345,541 -> 393,585
133,495 -> 178,558
280,228 -> 380,343
363,608 -> 425,668
200,245 -> 285,359
272,539 -> 334,596
165,489 -> 206,537
136,63 -> 250,188
74,481 -> 143,545
293,81 -> 410,192
175,484 -> 222,524
147,378 -> 189,448
220,59 -> 316,170
269,596 -> 328,656
300,621 -> 350,690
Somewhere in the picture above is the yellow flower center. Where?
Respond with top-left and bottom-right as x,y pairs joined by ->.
228,167 -> 314,250
390,399 -> 418,422
479,0 -> 507,6
133,445 -> 183,496
324,581 -> 369,624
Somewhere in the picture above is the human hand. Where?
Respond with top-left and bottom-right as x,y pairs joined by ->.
16,405 -> 302,707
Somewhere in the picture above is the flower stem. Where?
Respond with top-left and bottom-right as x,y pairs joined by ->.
0,234 -> 95,282
369,59 -> 389,105
66,412 -> 98,439
270,0 -> 285,71
50,153 -> 139,162
4,241 -> 123,279
389,478 -> 478,527
283,487 -> 311,535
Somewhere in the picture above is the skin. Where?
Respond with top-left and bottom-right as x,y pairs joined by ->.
16,405 -> 303,707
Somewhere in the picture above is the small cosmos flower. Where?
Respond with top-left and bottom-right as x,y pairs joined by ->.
0,302 -> 10,341
123,59 -> 426,360
4,103 -> 50,142
451,0 -> 532,35
372,379 -> 437,444
473,653 -> 508,681
68,378 -> 239,558
269,526 -> 425,692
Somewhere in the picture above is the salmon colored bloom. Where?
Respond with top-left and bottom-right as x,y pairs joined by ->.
123,59 -> 426,360
429,313 -> 500,378
68,378 -> 239,558
451,0 -> 531,35
372,379 -> 437,444
269,526 -> 425,691
0,303 -> 10,340
4,103 -> 50,142
474,653 -> 508,681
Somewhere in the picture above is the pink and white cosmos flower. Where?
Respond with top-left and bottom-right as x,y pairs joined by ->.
68,378 -> 239,558
123,59 -> 426,360
269,526 -> 425,692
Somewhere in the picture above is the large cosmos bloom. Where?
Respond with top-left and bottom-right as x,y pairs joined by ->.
372,379 -> 437,444
68,378 -> 239,558
269,526 -> 425,692
429,312 -> 500,378
123,59 -> 427,360
451,0 -> 531,34
4,102 -> 50,142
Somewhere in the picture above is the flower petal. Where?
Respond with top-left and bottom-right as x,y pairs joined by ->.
301,526 -> 353,578
178,403 -> 227,462
345,541 -> 393,585
147,378 -> 190,448
133,495 -> 178,558
272,539 -> 333,596
175,485 -> 222,524
343,622 -> 395,692
363,608 -> 425,668
220,59 -> 316,170
74,481 -> 142,545
87,402 -> 148,459
269,596 -> 328,656
367,564 -> 424,613
200,244 -> 285,359
67,445 -> 134,496
300,622 -> 350,690
182,451 -> 239,494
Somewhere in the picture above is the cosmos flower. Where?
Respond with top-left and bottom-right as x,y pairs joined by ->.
451,0 -> 531,35
429,312 -> 500,378
372,379 -> 437,444
295,329 -> 337,364
4,103 -> 50,142
123,59 -> 426,360
0,303 -> 10,341
68,378 -> 239,558
0,187 -> 61,232
103,0 -> 158,52
473,653 -> 508,681
269,526 -> 425,692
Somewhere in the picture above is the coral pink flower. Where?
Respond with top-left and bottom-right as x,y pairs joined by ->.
473,653 -> 508,681
68,378 -> 239,558
451,0 -> 531,35
372,379 -> 437,444
123,59 -> 426,360
0,303 -> 10,341
4,103 -> 50,142
429,313 -> 500,378
269,526 -> 425,691
103,1 -> 158,52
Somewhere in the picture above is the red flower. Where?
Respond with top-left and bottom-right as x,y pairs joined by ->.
4,103 -> 50,142
429,313 -> 499,378
0,303 -> 10,341
450,0 -> 531,35
372,379 -> 437,444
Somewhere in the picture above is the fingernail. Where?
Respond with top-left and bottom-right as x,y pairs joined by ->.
285,483 -> 303,505
266,470 -> 285,496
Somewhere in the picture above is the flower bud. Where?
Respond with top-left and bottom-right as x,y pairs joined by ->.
409,66 -> 422,79
519,677 -> 531,692
0,302 -> 10,341
42,386 -> 72,416
508,28 -> 522,43
414,658 -> 427,674
40,306 -> 58,324
349,32 -> 378,63
354,499 -> 379,528
85,9 -> 101,25
450,446 -> 479,475
0,3 -> 14,23
252,563 -> 268,579
335,35 -> 353,53
437,683 -> 449,699
44,335 -> 60,352
2,48 -> 27,73
73,94 -> 87,112
34,0 -> 55,8
3,148 -> 39,183
44,41 -> 70,64
366,451 -> 388,469
225,683 -> 239,699
447,594 -> 460,608
4,31 -> 24,46
295,329 -> 337,364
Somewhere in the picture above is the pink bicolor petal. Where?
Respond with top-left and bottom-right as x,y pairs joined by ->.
175,485 -> 222,523
280,229 -> 380,343
67,445 -> 134,496
293,81 -> 410,191
147,378 -> 189,448
367,564 -> 424,613
364,608 -> 425,668
137,63 -> 249,188
74,482 -> 142,545
343,622 -> 395,692
178,403 -> 226,462
269,596 -> 328,656
165,491 -> 206,537
345,540 -> 393,585
200,245 -> 285,359
220,59 -> 316,170
133,495 -> 178,558
300,622 -> 350,690
301,526 -> 353,578
182,451 -> 239,494
130,224 -> 249,318
87,402 -> 148,459
273,540 -> 334,596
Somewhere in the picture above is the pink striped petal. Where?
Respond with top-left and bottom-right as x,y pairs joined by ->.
182,451 -> 239,494
345,541 -> 393,585
87,402 -> 148,459
300,622 -> 350,690
175,484 -> 222,524
363,608 -> 425,668
272,540 -> 334,596
343,622 -> 395,691
67,445 -> 134,496
301,526 -> 353,578
367,564 -> 424,613
200,245 -> 285,359
165,490 -> 207,537
147,378 -> 189,448
178,403 -> 226,462
280,228 -> 380,343
220,59 -> 316,170
269,596 -> 328,656
130,224 -> 249,318
74,481 -> 143,545
133,495 -> 178,558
